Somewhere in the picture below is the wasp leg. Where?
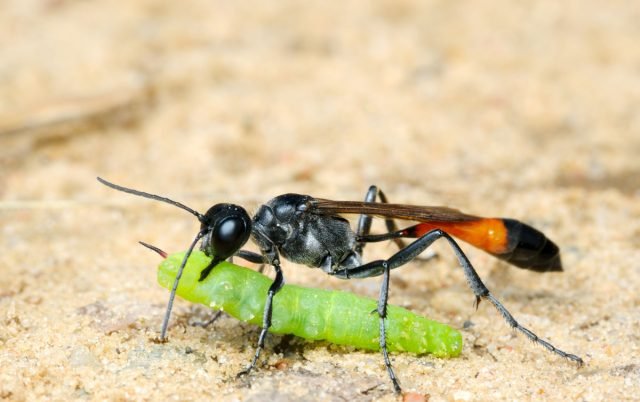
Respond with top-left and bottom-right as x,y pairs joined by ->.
332,229 -> 583,391
234,250 -> 268,273
355,186 -> 436,263
378,259 -> 401,393
190,310 -> 224,328
355,185 -> 406,255
234,250 -> 266,264
237,248 -> 284,377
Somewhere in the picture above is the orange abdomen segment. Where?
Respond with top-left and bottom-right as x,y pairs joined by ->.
411,218 -> 510,254
409,218 -> 562,272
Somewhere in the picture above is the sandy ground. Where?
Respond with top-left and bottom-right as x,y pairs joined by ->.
1,1 -> 639,401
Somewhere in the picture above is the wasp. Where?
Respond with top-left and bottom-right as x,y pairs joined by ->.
98,177 -> 583,393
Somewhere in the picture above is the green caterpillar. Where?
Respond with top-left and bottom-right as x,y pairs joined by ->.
157,250 -> 462,357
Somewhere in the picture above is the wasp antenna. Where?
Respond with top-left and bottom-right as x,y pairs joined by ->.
139,241 -> 168,258
97,177 -> 205,222
159,229 -> 207,341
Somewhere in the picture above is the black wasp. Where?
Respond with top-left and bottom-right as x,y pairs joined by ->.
98,177 -> 583,393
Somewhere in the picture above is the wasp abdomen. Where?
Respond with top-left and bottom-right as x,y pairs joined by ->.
497,219 -> 562,272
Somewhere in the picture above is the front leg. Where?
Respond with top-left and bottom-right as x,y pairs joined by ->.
238,246 -> 284,376
192,250 -> 269,329
234,249 -> 266,264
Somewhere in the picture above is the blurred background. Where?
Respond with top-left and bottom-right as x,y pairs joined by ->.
1,1 -> 638,400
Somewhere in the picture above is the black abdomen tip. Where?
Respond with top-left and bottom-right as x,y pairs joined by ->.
497,219 -> 563,272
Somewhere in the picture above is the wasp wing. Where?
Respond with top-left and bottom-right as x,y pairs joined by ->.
309,198 -> 562,272
310,199 -> 478,222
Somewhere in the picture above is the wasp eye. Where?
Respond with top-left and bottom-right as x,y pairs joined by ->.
200,204 -> 251,259
214,217 -> 247,252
